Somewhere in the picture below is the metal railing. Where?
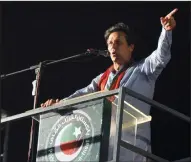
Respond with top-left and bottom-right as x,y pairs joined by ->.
0,87 -> 190,162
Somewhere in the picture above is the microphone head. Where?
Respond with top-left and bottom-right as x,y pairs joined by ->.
86,48 -> 109,57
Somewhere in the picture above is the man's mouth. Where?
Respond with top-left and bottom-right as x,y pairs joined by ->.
110,50 -> 119,58
111,51 -> 116,55
111,52 -> 117,57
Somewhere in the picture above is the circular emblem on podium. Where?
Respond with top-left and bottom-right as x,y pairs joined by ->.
45,110 -> 95,162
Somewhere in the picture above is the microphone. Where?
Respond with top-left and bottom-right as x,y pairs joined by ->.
86,48 -> 109,57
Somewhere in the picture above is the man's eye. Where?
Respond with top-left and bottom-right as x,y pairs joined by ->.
116,40 -> 121,45
107,40 -> 121,46
108,41 -> 112,45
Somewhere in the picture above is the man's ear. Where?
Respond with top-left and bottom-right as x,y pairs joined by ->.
129,44 -> 135,52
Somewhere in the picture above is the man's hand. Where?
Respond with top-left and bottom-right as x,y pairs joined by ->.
41,99 -> 60,108
160,8 -> 178,31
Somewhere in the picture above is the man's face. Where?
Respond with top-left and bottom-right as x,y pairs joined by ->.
107,31 -> 134,65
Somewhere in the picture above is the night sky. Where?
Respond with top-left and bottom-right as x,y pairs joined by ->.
1,1 -> 190,162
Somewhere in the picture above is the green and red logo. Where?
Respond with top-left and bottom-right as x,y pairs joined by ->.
45,110 -> 94,162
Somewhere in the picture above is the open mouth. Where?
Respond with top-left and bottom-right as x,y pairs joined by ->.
111,52 -> 116,56
112,53 -> 118,58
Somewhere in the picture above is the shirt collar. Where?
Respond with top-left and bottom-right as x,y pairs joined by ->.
109,59 -> 134,74
109,64 -> 125,74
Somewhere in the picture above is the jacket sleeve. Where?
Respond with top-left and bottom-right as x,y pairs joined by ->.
139,28 -> 172,79
63,73 -> 103,100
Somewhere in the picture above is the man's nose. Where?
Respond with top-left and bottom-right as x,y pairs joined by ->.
111,42 -> 118,49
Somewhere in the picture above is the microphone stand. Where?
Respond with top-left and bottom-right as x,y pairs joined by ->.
0,50 -> 95,162
1,51 -> 91,80
27,62 -> 44,162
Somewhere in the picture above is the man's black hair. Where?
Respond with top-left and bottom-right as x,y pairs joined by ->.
104,22 -> 135,45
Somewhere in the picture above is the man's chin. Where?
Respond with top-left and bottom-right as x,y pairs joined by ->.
112,59 -> 124,65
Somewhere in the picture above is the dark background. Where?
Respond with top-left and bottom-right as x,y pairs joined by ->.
1,1 -> 190,162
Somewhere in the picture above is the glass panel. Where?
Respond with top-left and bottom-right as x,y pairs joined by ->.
36,91 -> 151,162
106,94 -> 137,161
36,97 -> 108,162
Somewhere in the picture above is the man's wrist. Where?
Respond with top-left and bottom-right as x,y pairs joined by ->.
162,27 -> 172,37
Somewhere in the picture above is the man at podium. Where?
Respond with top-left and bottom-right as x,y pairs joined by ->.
41,8 -> 178,162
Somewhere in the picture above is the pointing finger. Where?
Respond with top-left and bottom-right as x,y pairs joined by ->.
166,8 -> 178,18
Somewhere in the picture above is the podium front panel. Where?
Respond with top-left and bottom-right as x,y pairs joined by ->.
36,98 -> 111,162
36,91 -> 151,162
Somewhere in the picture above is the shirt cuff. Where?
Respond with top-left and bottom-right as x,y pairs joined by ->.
161,27 -> 172,38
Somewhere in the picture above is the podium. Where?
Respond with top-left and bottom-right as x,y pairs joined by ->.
35,90 -> 151,162
1,87 -> 189,162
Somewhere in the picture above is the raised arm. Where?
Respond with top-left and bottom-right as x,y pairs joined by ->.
139,8 -> 178,79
